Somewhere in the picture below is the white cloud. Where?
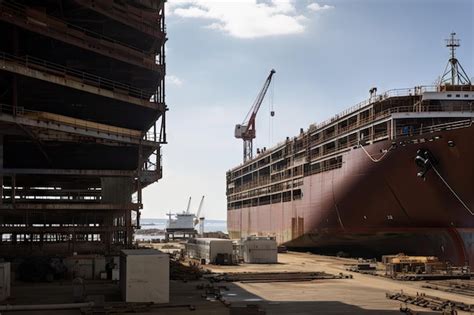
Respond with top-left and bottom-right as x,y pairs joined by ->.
167,0 -> 311,39
174,6 -> 208,18
167,75 -> 183,86
307,2 -> 334,12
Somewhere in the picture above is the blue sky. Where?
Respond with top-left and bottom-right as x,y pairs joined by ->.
141,0 -> 473,220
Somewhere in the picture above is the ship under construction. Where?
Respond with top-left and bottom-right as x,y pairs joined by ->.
227,33 -> 474,268
0,0 -> 166,256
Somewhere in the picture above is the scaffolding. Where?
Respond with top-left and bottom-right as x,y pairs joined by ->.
0,0 -> 166,256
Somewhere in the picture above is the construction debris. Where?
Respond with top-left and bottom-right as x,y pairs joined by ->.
230,304 -> 266,315
345,258 -> 377,274
207,271 -> 352,283
386,291 -> 473,313
422,280 -> 474,297
83,302 -> 196,314
197,283 -> 229,301
170,259 -> 209,281
382,254 -> 471,280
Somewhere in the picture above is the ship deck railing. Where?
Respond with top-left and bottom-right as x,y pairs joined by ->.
229,88 -> 474,176
307,86 -> 438,133
230,120 -> 473,199
394,118 -> 472,139
310,103 -> 473,140
230,103 -> 474,175
229,117 -> 474,195
230,162 -> 342,198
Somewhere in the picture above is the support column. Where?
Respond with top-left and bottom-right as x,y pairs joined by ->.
12,26 -> 18,115
0,136 -> 3,205
125,209 -> 132,246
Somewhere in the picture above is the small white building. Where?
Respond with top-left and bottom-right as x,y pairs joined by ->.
185,238 -> 233,264
120,249 -> 169,303
241,236 -> 278,264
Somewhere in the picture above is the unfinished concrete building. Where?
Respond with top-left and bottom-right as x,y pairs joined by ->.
0,0 -> 166,256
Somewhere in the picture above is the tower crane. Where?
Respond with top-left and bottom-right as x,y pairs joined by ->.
235,69 -> 276,162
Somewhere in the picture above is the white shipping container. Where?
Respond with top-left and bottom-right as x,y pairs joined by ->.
120,249 -> 169,303
0,262 -> 11,301
185,238 -> 233,264
242,237 -> 278,264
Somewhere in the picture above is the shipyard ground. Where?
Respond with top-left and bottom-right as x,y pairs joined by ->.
5,250 -> 473,314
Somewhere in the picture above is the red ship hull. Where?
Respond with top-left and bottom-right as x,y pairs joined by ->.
228,125 -> 474,267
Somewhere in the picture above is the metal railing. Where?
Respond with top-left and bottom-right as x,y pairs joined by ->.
229,104 -> 474,197
394,119 -> 472,138
1,1 -> 160,58
307,86 -> 438,132
231,116 -> 474,196
230,100 -> 473,179
0,51 -> 157,100
0,103 -> 144,140
229,162 -> 342,201
231,85 -> 474,173
307,103 -> 474,148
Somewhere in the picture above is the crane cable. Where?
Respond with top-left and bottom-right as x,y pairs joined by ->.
269,75 -> 275,145
432,166 -> 474,216
359,142 -> 392,163
360,141 -> 473,215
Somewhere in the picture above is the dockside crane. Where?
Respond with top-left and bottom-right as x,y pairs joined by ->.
235,69 -> 276,162
194,196 -> 205,236
185,196 -> 192,214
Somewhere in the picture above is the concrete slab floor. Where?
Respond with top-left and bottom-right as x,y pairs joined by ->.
205,251 -> 473,314
2,251 -> 472,314
5,280 -> 229,315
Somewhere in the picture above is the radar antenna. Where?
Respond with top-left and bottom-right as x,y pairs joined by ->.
439,32 -> 471,86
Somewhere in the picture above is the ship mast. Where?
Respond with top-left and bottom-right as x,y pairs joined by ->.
439,32 -> 471,86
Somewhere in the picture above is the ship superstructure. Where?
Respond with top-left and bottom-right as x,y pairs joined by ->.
226,34 -> 474,267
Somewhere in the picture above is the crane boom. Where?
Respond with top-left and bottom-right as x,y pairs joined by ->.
196,195 -> 205,219
235,69 -> 276,162
185,196 -> 192,214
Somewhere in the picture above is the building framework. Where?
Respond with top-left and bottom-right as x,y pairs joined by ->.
0,0 -> 166,256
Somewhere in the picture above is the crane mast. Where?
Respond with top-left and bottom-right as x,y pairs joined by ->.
185,196 -> 191,214
235,69 -> 276,162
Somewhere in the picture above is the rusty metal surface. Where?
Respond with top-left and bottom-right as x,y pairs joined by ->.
0,52 -> 159,107
0,1 -> 161,71
228,125 -> 474,268
72,0 -> 166,39
0,0 -> 166,255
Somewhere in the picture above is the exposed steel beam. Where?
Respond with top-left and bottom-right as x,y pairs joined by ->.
0,52 -> 159,109
0,2 -> 162,72
73,0 -> 165,41
0,203 -> 139,210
